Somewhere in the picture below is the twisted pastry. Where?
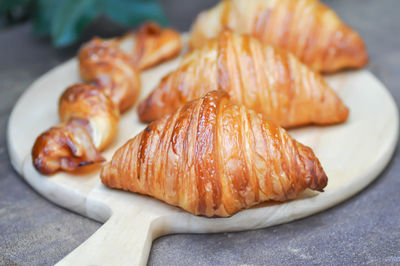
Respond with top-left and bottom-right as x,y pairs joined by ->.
33,39 -> 138,175
58,83 -> 120,151
138,30 -> 349,127
102,91 -> 328,217
78,38 -> 141,112
32,23 -> 183,175
33,84 -> 115,174
32,83 -> 122,175
189,0 -> 368,73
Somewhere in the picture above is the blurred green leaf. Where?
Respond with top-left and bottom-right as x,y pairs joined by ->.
32,0 -> 59,36
51,0 -> 98,46
100,0 -> 168,27
50,0 -> 168,47
0,0 -> 33,27
1,0 -> 168,47
0,0 -> 32,13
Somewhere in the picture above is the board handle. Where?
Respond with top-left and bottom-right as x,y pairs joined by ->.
56,210 -> 160,266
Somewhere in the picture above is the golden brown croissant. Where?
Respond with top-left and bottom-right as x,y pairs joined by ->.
102,91 -> 328,217
189,0 -> 368,73
138,30 -> 349,127
118,22 -> 182,70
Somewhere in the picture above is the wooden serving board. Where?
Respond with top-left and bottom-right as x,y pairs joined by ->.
7,36 -> 399,265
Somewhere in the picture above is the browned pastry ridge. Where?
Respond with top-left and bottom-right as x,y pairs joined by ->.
138,30 -> 349,127
32,23 -> 182,175
119,22 -> 182,70
189,0 -> 368,73
101,91 -> 328,217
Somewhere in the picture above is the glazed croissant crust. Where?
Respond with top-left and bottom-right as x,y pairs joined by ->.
32,23 -> 182,175
189,0 -> 368,73
139,30 -> 349,127
102,91 -> 328,217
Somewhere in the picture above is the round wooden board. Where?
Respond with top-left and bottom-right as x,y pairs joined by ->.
7,36 -> 399,265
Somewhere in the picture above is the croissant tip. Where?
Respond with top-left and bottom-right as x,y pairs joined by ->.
352,33 -> 369,69
312,160 -> 328,192
334,103 -> 350,124
342,106 -> 350,121
99,164 -> 107,183
137,101 -> 153,124
295,142 -> 328,192
137,95 -> 165,123
317,173 -> 328,192
100,162 -> 115,188
331,30 -> 369,72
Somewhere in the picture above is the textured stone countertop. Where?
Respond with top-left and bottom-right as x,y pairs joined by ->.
1,0 -> 399,265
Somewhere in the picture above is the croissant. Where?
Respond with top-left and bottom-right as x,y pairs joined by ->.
32,23 -> 183,175
118,23 -> 182,70
102,91 -> 328,217
189,0 -> 368,73
138,30 -> 349,128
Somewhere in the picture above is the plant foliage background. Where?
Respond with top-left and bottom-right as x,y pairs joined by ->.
0,0 -> 168,47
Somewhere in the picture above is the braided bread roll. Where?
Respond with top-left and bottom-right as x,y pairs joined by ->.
32,119 -> 104,173
139,30 -> 349,127
102,91 -> 328,217
58,83 -> 119,151
33,84 -> 116,174
32,23 -> 183,175
189,0 -> 368,73
78,38 -> 141,112
33,38 -> 139,174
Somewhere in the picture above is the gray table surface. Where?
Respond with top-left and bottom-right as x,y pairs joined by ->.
1,0 -> 399,265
